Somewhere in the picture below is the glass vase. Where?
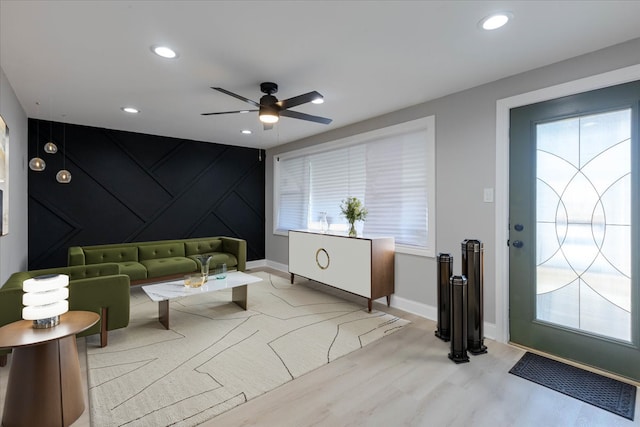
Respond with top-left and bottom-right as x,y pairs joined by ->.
348,222 -> 357,237
320,212 -> 329,233
195,254 -> 212,283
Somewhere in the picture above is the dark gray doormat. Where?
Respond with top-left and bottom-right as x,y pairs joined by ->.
509,352 -> 636,420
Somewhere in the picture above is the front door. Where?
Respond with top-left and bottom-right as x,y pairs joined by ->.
509,80 -> 640,380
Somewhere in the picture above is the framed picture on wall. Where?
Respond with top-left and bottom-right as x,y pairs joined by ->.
0,115 -> 8,235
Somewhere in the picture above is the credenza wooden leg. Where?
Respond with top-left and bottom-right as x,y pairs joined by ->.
368,299 -> 373,312
386,295 -> 391,307
290,273 -> 294,284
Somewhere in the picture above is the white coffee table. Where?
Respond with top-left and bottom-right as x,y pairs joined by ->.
142,271 -> 262,329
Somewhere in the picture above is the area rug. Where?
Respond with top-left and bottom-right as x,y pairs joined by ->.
509,352 -> 636,420
85,271 -> 409,426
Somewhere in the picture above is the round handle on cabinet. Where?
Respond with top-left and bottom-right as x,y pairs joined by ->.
315,248 -> 330,270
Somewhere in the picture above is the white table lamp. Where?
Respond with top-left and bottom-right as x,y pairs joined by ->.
22,274 -> 69,328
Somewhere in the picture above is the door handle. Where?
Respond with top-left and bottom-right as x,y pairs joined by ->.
512,240 -> 524,248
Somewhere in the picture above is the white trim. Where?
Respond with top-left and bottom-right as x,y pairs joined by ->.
495,63 -> 640,344
265,259 -> 289,273
246,259 -> 268,270
390,295 -> 437,320
389,295 -> 497,340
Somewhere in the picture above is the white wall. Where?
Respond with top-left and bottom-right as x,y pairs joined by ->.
0,66 -> 29,284
265,37 -> 640,331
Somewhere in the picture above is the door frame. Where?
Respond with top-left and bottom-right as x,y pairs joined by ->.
494,63 -> 640,344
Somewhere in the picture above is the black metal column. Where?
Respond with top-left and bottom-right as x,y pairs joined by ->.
448,275 -> 469,364
435,253 -> 452,342
462,239 -> 487,355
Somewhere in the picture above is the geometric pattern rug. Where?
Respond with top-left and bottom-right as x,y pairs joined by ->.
509,352 -> 636,420
85,271 -> 409,426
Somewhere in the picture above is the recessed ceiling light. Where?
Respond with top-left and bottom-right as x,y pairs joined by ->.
241,129 -> 252,135
480,12 -> 512,30
239,110 -> 250,114
121,107 -> 139,114
151,45 -> 178,59
311,96 -> 324,104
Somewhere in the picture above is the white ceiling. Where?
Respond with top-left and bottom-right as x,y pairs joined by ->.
2,1 -> 640,149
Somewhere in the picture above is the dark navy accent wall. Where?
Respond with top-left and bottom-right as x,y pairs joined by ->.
28,119 -> 265,269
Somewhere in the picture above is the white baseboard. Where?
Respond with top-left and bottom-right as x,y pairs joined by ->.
246,259 -> 267,269
388,294 -> 437,320
256,259 -> 497,340
265,260 -> 289,273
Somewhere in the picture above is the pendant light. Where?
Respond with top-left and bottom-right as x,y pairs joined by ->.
44,110 -> 58,154
28,102 -> 46,171
56,121 -> 71,184
44,141 -> 57,154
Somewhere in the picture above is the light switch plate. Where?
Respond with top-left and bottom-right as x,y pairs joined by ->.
483,188 -> 494,203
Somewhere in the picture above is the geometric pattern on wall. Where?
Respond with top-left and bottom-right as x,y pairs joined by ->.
28,119 -> 265,269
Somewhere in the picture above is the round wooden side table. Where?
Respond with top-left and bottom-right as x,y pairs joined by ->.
0,310 -> 99,427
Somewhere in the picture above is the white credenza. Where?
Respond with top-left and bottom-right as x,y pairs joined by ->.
288,230 -> 395,311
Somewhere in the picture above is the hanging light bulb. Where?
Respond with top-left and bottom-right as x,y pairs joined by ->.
56,121 -> 71,183
29,102 -> 46,171
44,141 -> 57,154
56,169 -> 72,183
29,157 -> 46,171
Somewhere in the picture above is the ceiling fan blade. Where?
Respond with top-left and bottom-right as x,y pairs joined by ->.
201,109 -> 258,116
276,91 -> 322,110
279,109 -> 332,124
211,87 -> 260,108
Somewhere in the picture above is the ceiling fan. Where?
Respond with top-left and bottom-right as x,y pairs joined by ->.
202,82 -> 332,130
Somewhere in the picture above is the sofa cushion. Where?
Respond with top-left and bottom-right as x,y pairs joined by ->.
185,239 -> 222,256
115,262 -> 148,281
189,252 -> 238,269
140,257 -> 197,278
84,247 -> 138,265
139,243 -> 185,260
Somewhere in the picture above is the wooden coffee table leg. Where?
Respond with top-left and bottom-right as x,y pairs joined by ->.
232,284 -> 248,310
158,300 -> 170,329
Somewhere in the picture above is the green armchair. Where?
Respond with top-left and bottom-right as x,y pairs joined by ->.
0,263 -> 130,366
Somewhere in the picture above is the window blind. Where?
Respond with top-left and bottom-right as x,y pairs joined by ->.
274,116 -> 435,254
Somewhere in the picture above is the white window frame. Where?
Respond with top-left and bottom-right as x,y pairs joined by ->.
273,116 -> 436,257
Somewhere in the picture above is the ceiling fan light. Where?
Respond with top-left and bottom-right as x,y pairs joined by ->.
259,106 -> 279,124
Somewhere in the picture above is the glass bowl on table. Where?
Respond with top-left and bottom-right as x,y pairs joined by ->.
184,273 -> 205,288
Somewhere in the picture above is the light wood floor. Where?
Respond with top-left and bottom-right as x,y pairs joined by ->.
1,268 -> 638,426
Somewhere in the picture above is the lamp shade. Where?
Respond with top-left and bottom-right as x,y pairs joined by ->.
22,274 -> 69,327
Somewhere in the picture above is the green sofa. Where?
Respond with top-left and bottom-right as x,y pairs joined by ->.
67,236 -> 246,284
0,263 -> 130,366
